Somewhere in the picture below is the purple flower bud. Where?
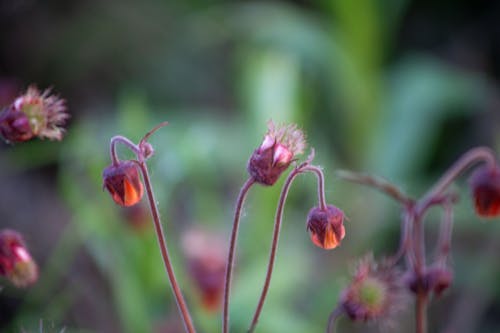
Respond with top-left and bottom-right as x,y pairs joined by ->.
306,205 -> 345,250
0,229 -> 38,287
469,165 -> 500,218
103,161 -> 144,207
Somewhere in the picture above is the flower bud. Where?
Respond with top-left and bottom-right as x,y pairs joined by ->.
341,256 -> 404,323
0,229 -> 38,287
103,160 -> 144,207
469,165 -> 500,217
247,120 -> 305,186
0,86 -> 68,143
182,228 -> 226,312
404,265 -> 452,297
306,205 -> 345,250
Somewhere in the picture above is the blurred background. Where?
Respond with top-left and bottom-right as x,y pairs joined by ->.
1,0 -> 500,332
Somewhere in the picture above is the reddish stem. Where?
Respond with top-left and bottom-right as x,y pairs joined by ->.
110,135 -> 141,165
223,177 -> 255,333
248,164 -> 328,332
416,292 -> 428,333
139,162 -> 196,333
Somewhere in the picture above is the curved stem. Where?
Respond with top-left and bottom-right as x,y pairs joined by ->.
110,135 -> 141,165
419,147 -> 496,210
247,168 -> 303,333
302,165 -> 328,210
223,177 -> 255,333
139,162 -> 196,333
326,306 -> 343,333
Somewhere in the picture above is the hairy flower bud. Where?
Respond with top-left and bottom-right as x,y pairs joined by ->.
0,229 -> 38,287
306,205 -> 345,249
469,165 -> 500,217
341,256 -> 404,323
182,228 -> 226,312
0,86 -> 68,143
247,120 -> 305,186
103,160 -> 144,207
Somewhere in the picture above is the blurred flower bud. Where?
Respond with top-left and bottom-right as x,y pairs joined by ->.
469,165 -> 500,217
0,86 -> 68,143
406,266 -> 453,297
306,205 -> 345,250
0,229 -> 38,287
181,228 -> 226,312
341,255 -> 404,323
247,120 -> 305,186
103,160 -> 144,207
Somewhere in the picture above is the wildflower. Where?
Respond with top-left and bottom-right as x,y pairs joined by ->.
103,160 -> 144,207
247,120 -> 305,186
0,229 -> 38,287
306,205 -> 345,250
341,256 -> 404,323
0,86 -> 68,143
469,165 -> 500,217
182,228 -> 226,312
406,266 -> 453,297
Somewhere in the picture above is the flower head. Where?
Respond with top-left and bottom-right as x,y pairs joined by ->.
469,165 -> 500,217
103,160 -> 144,207
341,255 -> 405,323
306,205 -> 345,250
181,228 -> 226,312
0,229 -> 38,287
0,86 -> 68,143
247,120 -> 306,186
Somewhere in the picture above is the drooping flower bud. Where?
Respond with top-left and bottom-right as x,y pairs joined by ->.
0,229 -> 38,287
247,120 -> 306,186
103,160 -> 144,207
341,256 -> 404,323
469,165 -> 500,217
0,86 -> 68,143
306,205 -> 345,250
405,265 -> 453,297
181,228 -> 226,312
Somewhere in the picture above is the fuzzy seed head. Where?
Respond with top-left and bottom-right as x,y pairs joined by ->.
247,120 -> 306,186
469,165 -> 500,217
103,160 -> 144,207
0,86 -> 68,143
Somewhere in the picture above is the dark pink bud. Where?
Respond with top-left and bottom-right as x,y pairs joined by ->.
0,108 -> 34,143
306,205 -> 345,250
247,120 -> 305,186
0,229 -> 38,287
426,266 -> 453,297
469,165 -> 500,217
103,160 -> 144,207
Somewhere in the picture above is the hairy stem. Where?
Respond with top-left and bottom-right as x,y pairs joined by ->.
139,162 -> 196,333
223,177 -> 255,333
419,147 -> 496,210
247,168 -> 303,333
248,164 -> 327,332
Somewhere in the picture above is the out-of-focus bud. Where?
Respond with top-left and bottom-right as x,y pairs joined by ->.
0,86 -> 68,143
103,160 -> 144,207
247,120 -> 306,186
306,205 -> 345,250
181,228 -> 226,312
405,266 -> 453,297
0,229 -> 38,287
469,165 -> 500,217
341,255 -> 405,323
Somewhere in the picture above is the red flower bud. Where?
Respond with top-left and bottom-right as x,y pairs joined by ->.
247,120 -> 306,186
306,205 -> 345,250
103,161 -> 144,207
469,165 -> 500,217
0,86 -> 68,143
0,229 -> 38,287
405,265 -> 453,297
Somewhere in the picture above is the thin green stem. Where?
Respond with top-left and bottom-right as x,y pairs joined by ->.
139,162 -> 196,333
223,177 -> 255,333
